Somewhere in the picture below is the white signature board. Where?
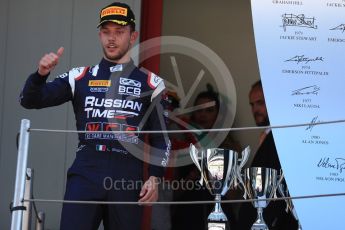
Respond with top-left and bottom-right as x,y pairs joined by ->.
250,0 -> 345,229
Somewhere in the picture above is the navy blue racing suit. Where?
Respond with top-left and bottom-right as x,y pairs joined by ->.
20,58 -> 171,230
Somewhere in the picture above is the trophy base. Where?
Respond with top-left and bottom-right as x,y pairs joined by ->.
251,207 -> 268,230
207,221 -> 229,230
207,196 -> 229,230
251,223 -> 269,230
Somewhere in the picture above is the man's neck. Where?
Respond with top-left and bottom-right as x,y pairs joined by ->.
104,54 -> 131,64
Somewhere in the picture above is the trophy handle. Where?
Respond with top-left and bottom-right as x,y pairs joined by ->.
266,168 -> 279,202
276,172 -> 289,212
277,170 -> 285,195
236,146 -> 250,198
189,144 -> 202,171
277,171 -> 295,213
240,172 -> 248,200
189,143 -> 204,185
239,146 -> 251,169
221,150 -> 236,196
277,181 -> 286,199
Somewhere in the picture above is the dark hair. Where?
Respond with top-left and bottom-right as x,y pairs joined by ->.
251,80 -> 262,89
193,84 -> 220,110
190,84 -> 220,127
249,80 -> 263,97
130,24 -> 135,32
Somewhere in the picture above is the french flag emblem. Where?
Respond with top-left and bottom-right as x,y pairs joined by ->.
96,145 -> 107,151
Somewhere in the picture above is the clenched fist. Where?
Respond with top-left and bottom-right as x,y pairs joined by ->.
38,47 -> 64,76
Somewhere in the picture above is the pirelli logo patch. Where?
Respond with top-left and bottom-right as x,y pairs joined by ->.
89,80 -> 111,87
101,6 -> 128,18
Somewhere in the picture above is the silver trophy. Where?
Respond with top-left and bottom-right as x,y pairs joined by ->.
189,144 -> 250,229
277,174 -> 303,230
243,167 -> 278,230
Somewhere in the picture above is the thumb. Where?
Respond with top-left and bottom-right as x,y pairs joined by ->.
140,184 -> 147,196
57,47 -> 64,57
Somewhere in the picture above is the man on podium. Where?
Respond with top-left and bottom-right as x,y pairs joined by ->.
20,2 -> 171,230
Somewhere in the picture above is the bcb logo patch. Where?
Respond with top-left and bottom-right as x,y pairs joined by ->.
119,78 -> 141,97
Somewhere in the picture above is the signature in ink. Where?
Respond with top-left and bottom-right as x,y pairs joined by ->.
285,55 -> 324,64
292,85 -> 320,96
305,116 -> 321,132
281,14 -> 318,32
317,157 -> 345,174
330,24 -> 345,33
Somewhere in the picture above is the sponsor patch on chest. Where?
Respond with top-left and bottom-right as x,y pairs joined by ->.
89,80 -> 111,87
118,77 -> 141,97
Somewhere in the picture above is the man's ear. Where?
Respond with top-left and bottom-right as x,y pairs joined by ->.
130,31 -> 139,45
